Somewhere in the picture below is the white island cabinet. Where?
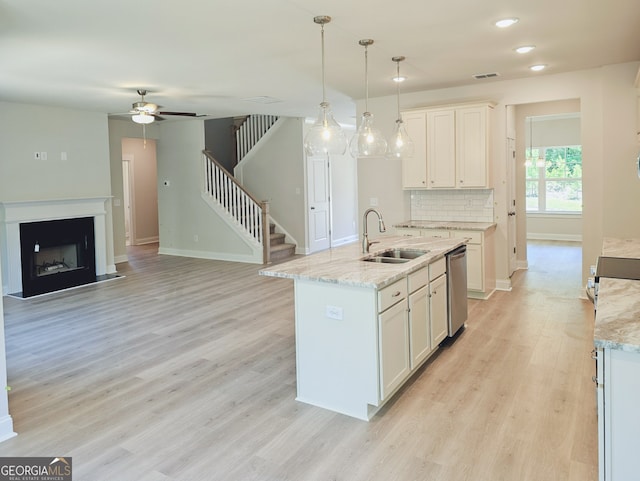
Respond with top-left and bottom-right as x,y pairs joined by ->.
593,238 -> 640,480
260,236 -> 466,420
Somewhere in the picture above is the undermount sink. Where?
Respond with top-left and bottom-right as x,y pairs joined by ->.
361,248 -> 430,264
362,256 -> 411,264
376,248 -> 429,259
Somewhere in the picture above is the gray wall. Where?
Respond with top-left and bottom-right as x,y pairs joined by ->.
108,118 -> 160,262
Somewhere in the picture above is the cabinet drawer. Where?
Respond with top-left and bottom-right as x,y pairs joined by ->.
429,258 -> 446,281
452,230 -> 482,244
395,228 -> 422,237
378,278 -> 407,313
408,267 -> 428,293
422,229 -> 450,239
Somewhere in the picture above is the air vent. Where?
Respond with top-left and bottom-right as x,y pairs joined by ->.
473,72 -> 500,80
242,96 -> 283,104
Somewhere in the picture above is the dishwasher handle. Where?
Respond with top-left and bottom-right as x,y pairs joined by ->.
448,246 -> 467,261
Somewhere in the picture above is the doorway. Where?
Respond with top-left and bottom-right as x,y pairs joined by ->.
306,154 -> 332,253
509,100 -> 582,278
121,138 -> 159,246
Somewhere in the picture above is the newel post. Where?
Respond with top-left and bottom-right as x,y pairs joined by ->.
261,201 -> 270,264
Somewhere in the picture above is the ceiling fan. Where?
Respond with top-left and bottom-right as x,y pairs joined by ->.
129,89 -> 203,124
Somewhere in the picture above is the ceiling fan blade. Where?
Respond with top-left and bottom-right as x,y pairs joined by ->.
152,114 -> 166,121
157,111 -> 202,117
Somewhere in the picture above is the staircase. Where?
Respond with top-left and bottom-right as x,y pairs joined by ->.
202,115 -> 296,264
269,223 -> 296,262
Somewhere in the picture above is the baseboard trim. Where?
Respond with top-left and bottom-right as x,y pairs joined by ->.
496,279 -> 512,291
527,233 -> 582,242
114,255 -> 129,265
0,415 -> 16,443
158,247 -> 261,264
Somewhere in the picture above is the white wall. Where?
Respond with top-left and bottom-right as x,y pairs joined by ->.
238,118 -> 307,249
0,253 -> 15,442
156,120 -> 256,261
358,62 -> 640,286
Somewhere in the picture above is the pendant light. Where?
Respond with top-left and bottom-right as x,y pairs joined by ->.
304,16 -> 347,156
387,56 -> 414,159
349,39 -> 387,158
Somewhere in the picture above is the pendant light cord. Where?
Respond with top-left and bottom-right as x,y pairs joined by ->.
321,22 -> 326,104
364,43 -> 369,113
396,60 -> 401,121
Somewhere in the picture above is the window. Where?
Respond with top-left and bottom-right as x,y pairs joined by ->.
526,145 -> 582,213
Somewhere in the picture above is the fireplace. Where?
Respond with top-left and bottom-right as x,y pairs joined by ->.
19,217 -> 96,297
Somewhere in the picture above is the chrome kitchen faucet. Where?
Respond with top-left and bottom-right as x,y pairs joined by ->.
362,208 -> 386,253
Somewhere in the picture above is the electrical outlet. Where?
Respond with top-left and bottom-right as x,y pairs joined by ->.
326,305 -> 343,320
41,151 -> 47,160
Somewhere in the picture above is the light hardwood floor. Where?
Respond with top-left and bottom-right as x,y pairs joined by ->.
0,241 -> 597,481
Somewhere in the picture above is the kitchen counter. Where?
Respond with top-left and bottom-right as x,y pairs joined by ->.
259,235 -> 466,420
259,235 -> 465,289
394,220 -> 496,231
594,238 -> 640,352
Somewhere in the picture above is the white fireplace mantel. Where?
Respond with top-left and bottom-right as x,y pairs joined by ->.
1,197 -> 111,295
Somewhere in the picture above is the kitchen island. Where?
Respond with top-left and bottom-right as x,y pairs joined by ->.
593,238 -> 640,481
260,235 -> 466,420
394,220 -> 496,298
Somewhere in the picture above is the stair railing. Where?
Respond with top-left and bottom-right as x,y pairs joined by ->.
235,114 -> 279,164
202,150 -> 270,263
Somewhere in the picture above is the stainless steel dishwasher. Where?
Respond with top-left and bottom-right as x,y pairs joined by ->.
446,245 -> 468,336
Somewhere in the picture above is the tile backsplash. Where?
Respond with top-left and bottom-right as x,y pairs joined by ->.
410,189 -> 494,222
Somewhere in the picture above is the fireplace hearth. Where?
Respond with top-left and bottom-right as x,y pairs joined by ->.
19,217 -> 96,297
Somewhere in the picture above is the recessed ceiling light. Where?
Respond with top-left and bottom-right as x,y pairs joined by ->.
495,18 -> 519,28
529,64 -> 547,72
393,76 -> 407,83
515,45 -> 536,54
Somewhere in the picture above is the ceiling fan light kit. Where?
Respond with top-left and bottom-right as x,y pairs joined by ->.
132,111 -> 155,124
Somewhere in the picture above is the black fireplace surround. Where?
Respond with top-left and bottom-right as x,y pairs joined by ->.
19,217 -> 96,297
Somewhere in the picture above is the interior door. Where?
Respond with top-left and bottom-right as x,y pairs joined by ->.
307,154 -> 331,252
507,137 -> 517,276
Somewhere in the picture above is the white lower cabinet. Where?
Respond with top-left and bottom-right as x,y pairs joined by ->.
379,301 -> 411,399
430,274 -> 448,345
293,258 -> 450,420
409,285 -> 430,370
596,347 -> 640,480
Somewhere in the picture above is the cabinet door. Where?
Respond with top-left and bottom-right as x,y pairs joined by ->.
456,106 -> 488,188
409,285 -> 430,369
430,274 -> 448,346
466,243 -> 483,291
427,109 -> 456,188
402,112 -> 428,189
379,301 -> 410,400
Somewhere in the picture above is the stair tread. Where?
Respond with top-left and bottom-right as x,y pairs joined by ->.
270,242 -> 296,252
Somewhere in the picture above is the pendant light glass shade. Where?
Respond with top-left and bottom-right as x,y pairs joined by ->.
387,56 -> 414,159
305,101 -> 347,156
349,39 -> 387,158
304,16 -> 347,156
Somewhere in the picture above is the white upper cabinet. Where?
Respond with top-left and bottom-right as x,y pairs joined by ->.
401,112 -> 428,188
456,105 -> 489,188
402,102 -> 493,190
427,109 -> 456,188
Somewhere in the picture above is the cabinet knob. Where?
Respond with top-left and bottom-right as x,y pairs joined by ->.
392,291 -> 402,298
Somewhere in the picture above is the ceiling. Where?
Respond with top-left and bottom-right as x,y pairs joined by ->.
1,0 -> 639,125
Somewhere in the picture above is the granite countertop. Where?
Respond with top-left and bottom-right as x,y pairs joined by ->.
259,235 -> 465,289
394,220 -> 496,231
594,237 -> 640,352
